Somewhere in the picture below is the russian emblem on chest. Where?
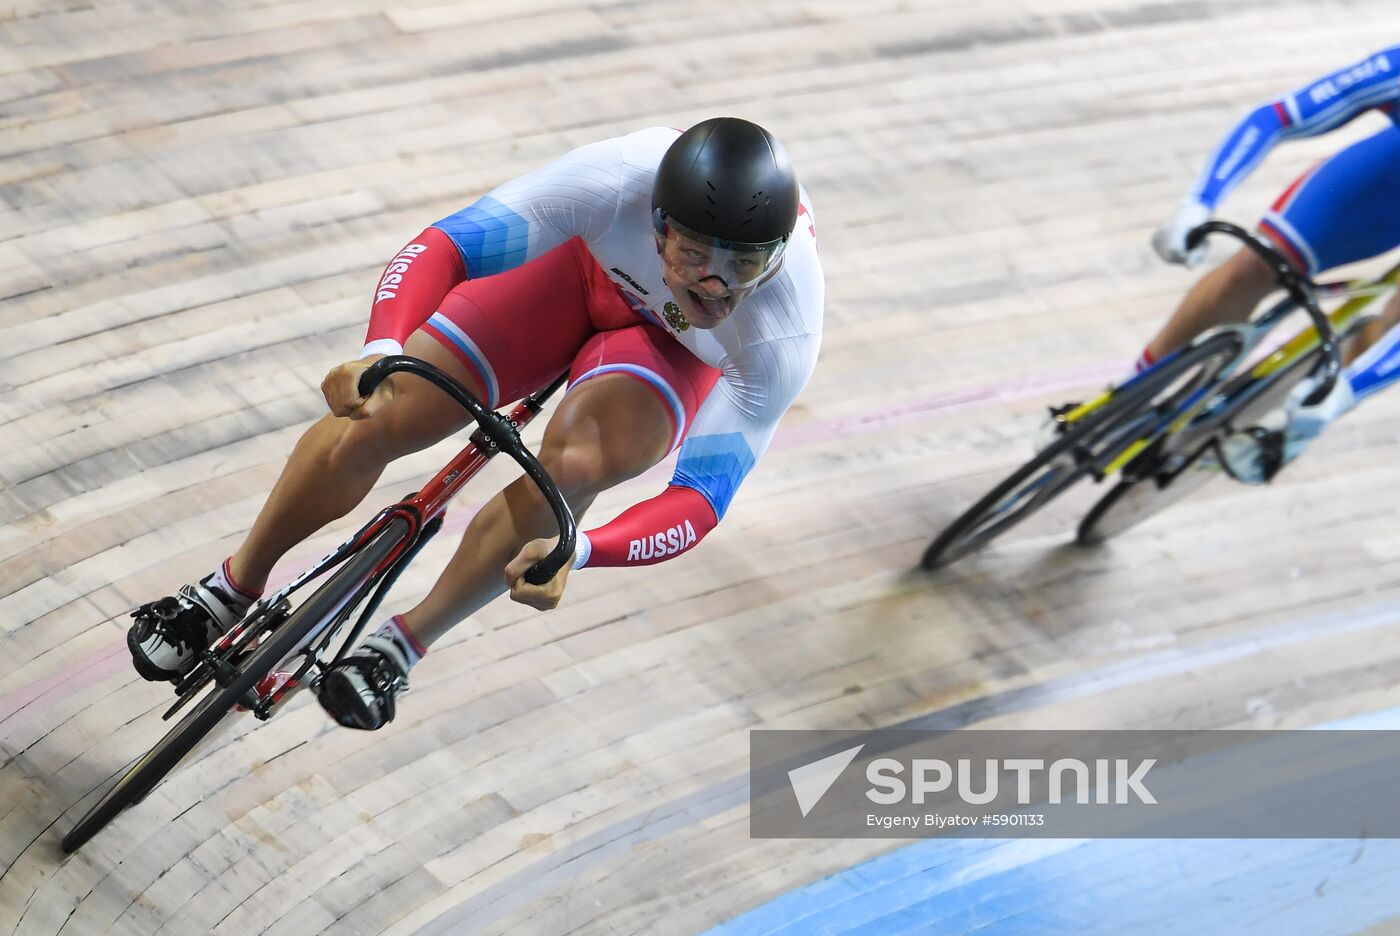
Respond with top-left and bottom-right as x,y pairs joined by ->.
663,301 -> 691,331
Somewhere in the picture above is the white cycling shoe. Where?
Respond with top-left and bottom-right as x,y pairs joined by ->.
314,635 -> 411,731
128,574 -> 252,681
1217,374 -> 1355,484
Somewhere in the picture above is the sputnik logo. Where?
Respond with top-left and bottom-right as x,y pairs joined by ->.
787,744 -> 864,817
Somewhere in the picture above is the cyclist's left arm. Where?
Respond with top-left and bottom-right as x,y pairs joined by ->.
573,334 -> 821,569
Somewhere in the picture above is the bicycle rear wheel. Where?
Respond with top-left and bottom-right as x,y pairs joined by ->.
921,331 -> 1242,569
60,520 -> 406,853
1075,442 -> 1220,545
1077,342 -> 1325,546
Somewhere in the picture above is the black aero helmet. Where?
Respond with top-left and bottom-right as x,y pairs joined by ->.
652,117 -> 799,252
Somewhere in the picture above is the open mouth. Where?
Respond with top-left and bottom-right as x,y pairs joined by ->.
687,289 -> 733,319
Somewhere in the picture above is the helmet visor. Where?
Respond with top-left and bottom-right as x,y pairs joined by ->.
653,209 -> 789,291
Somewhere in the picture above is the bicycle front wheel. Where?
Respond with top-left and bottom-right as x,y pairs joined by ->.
921,331 -> 1242,569
61,519 -> 407,853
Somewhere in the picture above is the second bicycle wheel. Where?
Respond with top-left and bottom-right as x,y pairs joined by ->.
921,331 -> 1243,569
60,520 -> 407,853
1075,441 -> 1221,545
1077,341 -> 1328,545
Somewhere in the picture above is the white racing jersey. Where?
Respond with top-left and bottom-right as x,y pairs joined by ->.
423,128 -> 825,567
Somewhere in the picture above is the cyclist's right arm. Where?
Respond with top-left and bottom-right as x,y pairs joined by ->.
1156,46 -> 1400,264
1191,46 -> 1400,210
360,137 -> 627,359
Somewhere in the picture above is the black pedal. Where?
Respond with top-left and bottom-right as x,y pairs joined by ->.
130,596 -> 180,625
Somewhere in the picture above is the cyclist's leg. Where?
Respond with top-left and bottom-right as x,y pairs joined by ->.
1340,287 -> 1400,390
229,236 -> 617,594
314,238 -> 631,727
317,367 -> 681,730
400,321 -> 720,646
1253,289 -> 1400,476
1263,126 -> 1400,399
317,312 -> 719,728
130,229 -> 475,680
1037,245 -> 1273,451
1143,248 -> 1278,362
227,336 -> 480,594
1214,128 -> 1400,481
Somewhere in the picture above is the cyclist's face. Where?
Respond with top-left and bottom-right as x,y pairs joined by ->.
657,229 -> 762,328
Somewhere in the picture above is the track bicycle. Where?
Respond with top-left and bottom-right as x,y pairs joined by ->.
61,357 -> 576,852
923,222 -> 1400,569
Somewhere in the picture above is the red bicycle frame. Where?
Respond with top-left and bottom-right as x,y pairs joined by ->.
195,363 -> 574,718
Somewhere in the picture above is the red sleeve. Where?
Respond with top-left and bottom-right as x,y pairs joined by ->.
575,485 -> 719,568
362,226 -> 466,356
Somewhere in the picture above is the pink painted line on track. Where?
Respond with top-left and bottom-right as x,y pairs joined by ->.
0,639 -> 130,726
773,361 -> 1123,450
0,360 -> 1120,726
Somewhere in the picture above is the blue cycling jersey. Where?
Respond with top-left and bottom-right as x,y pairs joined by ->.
1191,46 -> 1400,209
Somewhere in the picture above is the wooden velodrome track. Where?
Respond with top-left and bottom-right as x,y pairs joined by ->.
5,1 -> 1400,933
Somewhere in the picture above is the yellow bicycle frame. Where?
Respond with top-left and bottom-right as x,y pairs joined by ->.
1060,262 -> 1400,478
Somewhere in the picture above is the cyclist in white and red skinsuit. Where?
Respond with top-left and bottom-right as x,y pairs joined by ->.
127,118 -> 824,729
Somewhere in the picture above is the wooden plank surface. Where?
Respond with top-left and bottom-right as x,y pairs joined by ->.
4,1 -> 1400,933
